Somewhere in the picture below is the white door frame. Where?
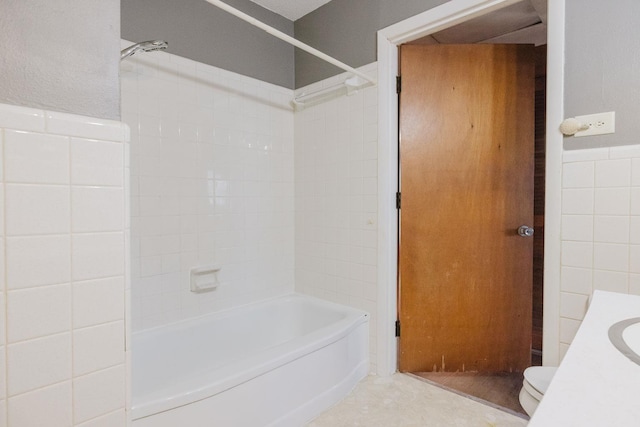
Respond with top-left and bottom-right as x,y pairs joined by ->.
375,0 -> 565,376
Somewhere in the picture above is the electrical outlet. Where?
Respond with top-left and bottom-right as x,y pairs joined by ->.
574,111 -> 615,137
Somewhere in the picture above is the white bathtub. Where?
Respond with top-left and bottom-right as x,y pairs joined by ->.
131,294 -> 369,427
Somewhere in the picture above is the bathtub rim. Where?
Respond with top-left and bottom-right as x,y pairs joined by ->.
131,293 -> 369,420
132,292 -> 364,338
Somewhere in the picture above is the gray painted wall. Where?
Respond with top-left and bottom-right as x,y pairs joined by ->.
0,0 -> 121,120
564,0 -> 640,149
121,0 -> 295,89
294,0 -> 447,87
3,0 -> 635,129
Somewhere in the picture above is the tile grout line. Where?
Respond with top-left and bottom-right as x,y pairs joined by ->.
2,127 -> 8,426
69,131 -> 76,426
123,136 -> 130,426
631,159 -> 637,290
590,158 -> 597,298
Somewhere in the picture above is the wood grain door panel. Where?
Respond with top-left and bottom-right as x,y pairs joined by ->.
399,44 -> 534,373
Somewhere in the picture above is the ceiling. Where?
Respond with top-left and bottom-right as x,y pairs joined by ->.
249,0 -> 332,21
410,0 -> 547,46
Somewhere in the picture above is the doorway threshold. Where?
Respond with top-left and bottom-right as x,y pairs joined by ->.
408,372 -> 529,420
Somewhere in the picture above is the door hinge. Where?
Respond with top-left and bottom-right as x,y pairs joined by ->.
395,320 -> 401,337
396,192 -> 401,209
396,76 -> 402,94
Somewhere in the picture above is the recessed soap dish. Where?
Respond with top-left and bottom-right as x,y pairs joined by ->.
190,265 -> 221,293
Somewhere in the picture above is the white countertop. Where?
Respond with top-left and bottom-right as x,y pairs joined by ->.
529,291 -> 640,427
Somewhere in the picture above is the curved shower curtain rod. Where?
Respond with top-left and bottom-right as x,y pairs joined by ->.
203,0 -> 378,86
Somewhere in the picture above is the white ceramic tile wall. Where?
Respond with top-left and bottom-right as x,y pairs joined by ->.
0,103 -> 128,426
120,42 -> 295,331
560,144 -> 640,352
293,64 -> 379,372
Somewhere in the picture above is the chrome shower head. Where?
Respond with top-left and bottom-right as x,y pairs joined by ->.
120,40 -> 168,61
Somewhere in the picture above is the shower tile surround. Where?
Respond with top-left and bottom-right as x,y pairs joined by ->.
121,41 -> 295,331
560,145 -> 640,358
123,42 -> 380,370
294,64 -> 379,371
0,104 -> 129,426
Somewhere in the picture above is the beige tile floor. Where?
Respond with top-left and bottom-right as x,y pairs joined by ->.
308,374 -> 528,427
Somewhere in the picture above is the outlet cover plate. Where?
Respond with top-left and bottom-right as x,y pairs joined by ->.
574,111 -> 615,137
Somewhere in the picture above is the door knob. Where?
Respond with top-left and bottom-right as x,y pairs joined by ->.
518,225 -> 534,237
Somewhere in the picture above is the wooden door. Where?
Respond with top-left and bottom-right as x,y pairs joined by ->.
398,44 -> 534,373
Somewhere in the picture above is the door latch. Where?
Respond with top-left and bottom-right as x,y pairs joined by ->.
517,225 -> 534,237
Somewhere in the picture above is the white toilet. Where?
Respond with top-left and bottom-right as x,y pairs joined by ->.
519,366 -> 557,416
